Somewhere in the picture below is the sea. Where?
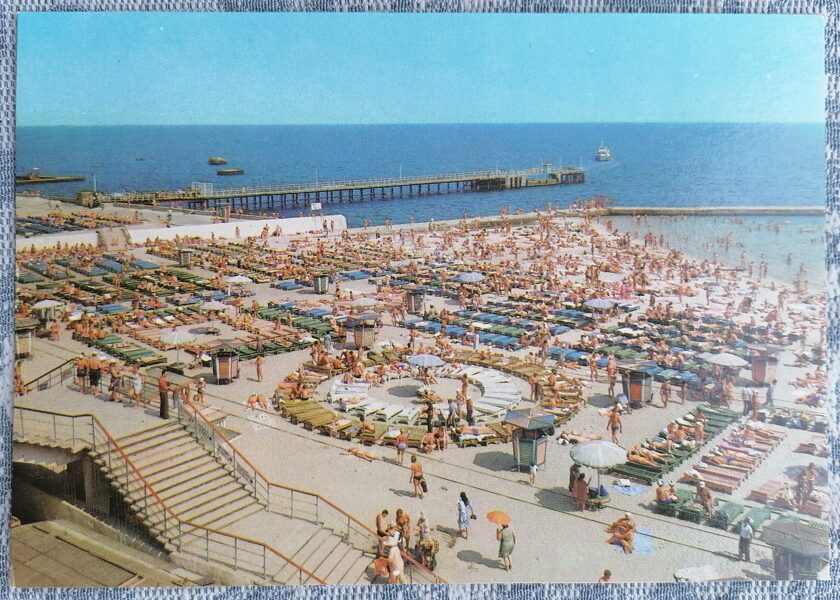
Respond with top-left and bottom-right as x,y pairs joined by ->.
16,123 -> 826,288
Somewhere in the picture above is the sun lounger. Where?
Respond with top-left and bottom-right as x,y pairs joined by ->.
375,405 -> 404,422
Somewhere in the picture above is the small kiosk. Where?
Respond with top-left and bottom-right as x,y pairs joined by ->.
761,519 -> 828,580
15,317 -> 39,359
212,345 -> 240,384
503,407 -> 555,471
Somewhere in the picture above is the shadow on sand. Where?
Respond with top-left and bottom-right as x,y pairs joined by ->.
472,451 -> 516,472
457,549 -> 502,570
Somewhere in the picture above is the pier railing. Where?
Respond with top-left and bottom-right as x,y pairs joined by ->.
105,165 -> 584,203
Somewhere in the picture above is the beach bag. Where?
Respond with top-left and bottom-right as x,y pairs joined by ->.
420,478 -> 428,494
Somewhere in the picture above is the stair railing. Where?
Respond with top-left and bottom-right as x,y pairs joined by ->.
12,405 -> 324,584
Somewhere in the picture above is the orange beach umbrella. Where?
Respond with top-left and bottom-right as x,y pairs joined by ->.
486,511 -> 512,526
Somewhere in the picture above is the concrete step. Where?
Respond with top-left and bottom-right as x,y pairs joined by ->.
114,421 -> 182,447
165,480 -> 250,515
342,553 -> 375,585
145,490 -> 252,529
288,527 -> 335,566
203,502 -> 264,532
119,460 -> 227,497
123,438 -> 203,469
155,472 -> 239,505
106,447 -> 213,481
303,535 -> 358,580
112,428 -> 192,456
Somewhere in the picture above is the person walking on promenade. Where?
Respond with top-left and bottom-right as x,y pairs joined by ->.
158,371 -> 170,419
497,523 -> 516,571
606,406 -> 622,444
410,455 -> 425,499
396,430 -> 408,465
255,354 -> 264,382
738,517 -> 754,562
457,492 -> 476,540
660,380 -> 671,408
766,379 -> 777,408
195,377 -> 206,404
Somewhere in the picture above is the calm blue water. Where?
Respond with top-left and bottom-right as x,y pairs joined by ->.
16,123 -> 824,227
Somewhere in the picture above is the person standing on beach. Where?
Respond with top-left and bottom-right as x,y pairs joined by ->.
606,406 -> 622,444
738,517 -> 753,562
255,354 -> 264,382
457,492 -> 475,539
158,371 -> 170,419
765,379 -> 777,408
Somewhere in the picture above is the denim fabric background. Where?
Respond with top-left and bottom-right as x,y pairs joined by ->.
0,1 -> 835,599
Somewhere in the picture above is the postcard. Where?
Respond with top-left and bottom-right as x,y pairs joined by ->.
11,11 -> 827,587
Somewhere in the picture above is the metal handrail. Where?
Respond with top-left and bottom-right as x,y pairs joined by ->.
12,405 -> 325,584
104,165 -> 585,201
24,357 -> 77,389
182,399 -> 446,584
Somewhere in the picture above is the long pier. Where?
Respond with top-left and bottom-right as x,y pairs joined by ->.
102,166 -> 585,212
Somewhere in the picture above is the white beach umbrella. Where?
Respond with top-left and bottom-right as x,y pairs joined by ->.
32,299 -> 64,309
200,300 -> 230,312
705,352 -> 749,368
352,297 -> 380,308
160,330 -> 197,364
456,272 -> 486,283
226,274 -> 253,295
407,353 -> 446,368
584,298 -> 615,311
569,440 -> 628,491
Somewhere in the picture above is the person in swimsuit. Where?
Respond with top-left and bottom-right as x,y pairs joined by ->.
395,429 -> 408,465
410,455 -> 425,499
607,406 -> 622,444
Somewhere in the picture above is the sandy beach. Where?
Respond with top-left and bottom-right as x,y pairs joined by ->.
12,197 -> 829,585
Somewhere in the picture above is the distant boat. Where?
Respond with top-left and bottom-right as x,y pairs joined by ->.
595,143 -> 612,162
136,157 -> 145,161
217,168 -> 244,176
208,156 -> 228,165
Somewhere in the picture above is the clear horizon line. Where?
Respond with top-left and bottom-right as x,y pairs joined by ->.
15,120 -> 825,128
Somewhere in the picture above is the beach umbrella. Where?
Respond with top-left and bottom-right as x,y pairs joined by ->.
32,299 -> 63,309
160,330 -> 197,365
569,440 -> 627,491
226,274 -> 253,296
200,300 -> 230,312
407,354 -> 446,368
456,272 -> 485,283
352,297 -> 380,308
705,352 -> 748,368
584,298 -> 614,311
486,511 -> 512,526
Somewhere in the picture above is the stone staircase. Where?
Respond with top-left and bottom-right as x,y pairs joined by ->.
84,421 -> 373,583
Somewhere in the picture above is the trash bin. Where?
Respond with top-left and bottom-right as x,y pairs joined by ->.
178,248 -> 194,267
212,347 -> 239,384
314,274 -> 330,294
405,290 -> 424,313
621,370 -> 653,408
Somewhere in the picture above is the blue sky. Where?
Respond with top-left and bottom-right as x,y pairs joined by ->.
16,13 -> 824,126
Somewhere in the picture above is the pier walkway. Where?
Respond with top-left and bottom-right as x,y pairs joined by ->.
102,166 -> 585,212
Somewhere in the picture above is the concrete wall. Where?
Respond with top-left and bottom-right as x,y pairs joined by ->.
15,215 -> 348,250
127,215 -> 347,244
16,230 -> 99,251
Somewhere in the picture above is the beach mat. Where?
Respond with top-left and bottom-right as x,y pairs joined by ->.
611,483 -> 648,497
611,526 -> 655,556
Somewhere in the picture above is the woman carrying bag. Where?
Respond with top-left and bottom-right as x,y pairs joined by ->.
457,492 -> 476,539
